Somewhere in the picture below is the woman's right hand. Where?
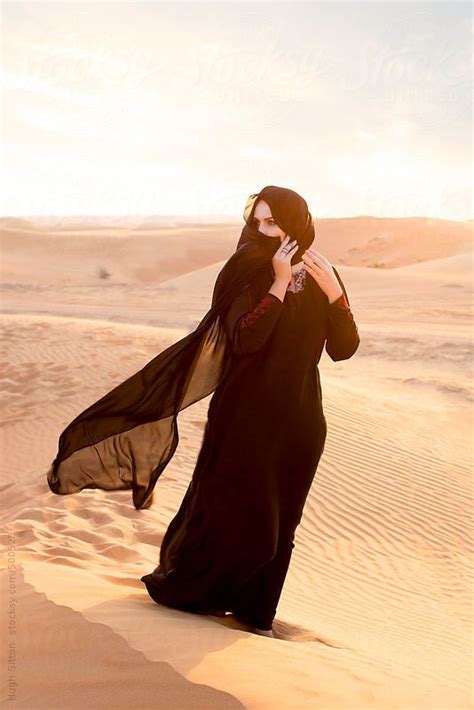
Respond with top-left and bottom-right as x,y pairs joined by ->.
271,235 -> 299,284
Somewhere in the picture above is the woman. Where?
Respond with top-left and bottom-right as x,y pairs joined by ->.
140,186 -> 360,637
46,185 -> 360,638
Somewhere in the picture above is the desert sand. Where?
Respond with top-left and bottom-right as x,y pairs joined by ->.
0,216 -> 472,709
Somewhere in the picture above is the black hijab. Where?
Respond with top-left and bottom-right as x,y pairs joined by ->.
238,185 -> 315,265
46,186 -> 317,510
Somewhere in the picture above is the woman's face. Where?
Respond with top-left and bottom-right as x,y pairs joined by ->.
252,200 -> 287,241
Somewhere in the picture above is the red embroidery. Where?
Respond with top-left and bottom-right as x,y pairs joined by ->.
239,294 -> 279,330
333,293 -> 350,310
340,293 -> 350,309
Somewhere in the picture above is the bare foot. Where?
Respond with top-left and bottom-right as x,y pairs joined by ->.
254,627 -> 274,638
228,614 -> 275,637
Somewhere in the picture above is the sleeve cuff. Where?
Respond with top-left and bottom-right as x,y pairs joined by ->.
328,292 -> 350,309
266,292 -> 284,306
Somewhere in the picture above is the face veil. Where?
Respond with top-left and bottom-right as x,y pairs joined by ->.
238,185 -> 316,265
46,186 -> 316,510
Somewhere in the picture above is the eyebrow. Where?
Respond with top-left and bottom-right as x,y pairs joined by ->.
253,216 -> 274,221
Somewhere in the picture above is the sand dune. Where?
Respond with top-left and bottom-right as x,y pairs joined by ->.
1,215 -> 470,286
395,250 -> 473,275
0,218 -> 472,708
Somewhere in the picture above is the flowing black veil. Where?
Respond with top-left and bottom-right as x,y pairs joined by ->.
46,186 -> 315,510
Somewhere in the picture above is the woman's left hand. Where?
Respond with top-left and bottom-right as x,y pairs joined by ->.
302,248 -> 343,303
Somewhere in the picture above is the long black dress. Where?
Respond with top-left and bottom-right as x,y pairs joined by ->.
141,263 -> 360,630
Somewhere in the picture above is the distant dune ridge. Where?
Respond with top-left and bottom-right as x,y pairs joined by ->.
0,215 -> 471,285
0,216 -> 472,709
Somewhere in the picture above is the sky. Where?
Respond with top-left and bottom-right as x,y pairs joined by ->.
1,1 -> 472,220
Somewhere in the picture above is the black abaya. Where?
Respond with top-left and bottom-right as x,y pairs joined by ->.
45,184 -> 360,630
141,262 -> 360,630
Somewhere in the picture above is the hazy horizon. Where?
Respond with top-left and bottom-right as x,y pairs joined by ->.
0,213 -> 471,225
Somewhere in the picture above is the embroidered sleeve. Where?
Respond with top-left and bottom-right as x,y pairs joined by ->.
328,292 -> 351,310
325,268 -> 360,361
239,293 -> 281,330
224,290 -> 284,355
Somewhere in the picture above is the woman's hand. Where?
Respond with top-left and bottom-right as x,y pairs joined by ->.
302,248 -> 343,303
271,235 -> 299,285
